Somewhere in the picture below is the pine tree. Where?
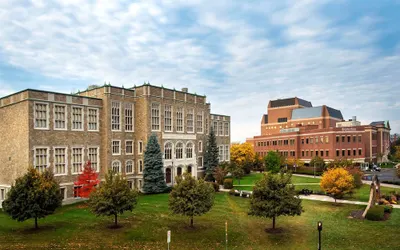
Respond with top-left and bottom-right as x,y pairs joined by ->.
142,134 -> 168,194
2,168 -> 63,229
204,127 -> 219,181
89,170 -> 138,227
249,172 -> 302,230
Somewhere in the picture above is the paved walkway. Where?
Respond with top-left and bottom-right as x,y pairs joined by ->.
292,174 -> 400,189
220,189 -> 400,209
235,183 -> 320,186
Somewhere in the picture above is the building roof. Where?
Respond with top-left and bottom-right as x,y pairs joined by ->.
269,97 -> 312,108
298,98 -> 313,108
370,121 -> 390,129
326,106 -> 343,120
291,106 -> 323,120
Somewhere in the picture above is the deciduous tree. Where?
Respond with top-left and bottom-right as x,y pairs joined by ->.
89,170 -> 138,227
204,127 -> 219,181
2,168 -> 63,229
310,156 -> 325,169
264,151 -> 282,173
142,134 -> 168,194
169,173 -> 214,227
249,172 -> 302,230
74,161 -> 100,198
320,168 -> 354,203
230,142 -> 255,166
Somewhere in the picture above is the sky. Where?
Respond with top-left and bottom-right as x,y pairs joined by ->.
1,0 -> 400,142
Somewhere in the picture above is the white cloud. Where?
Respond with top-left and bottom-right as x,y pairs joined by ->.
0,0 -> 399,141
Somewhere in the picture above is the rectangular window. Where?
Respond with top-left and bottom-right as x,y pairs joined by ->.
301,139 -> 304,144
326,151 -> 329,157
199,141 -> 203,152
219,122 -> 223,136
164,105 -> 173,132
336,136 -> 339,143
187,108 -> 194,133
34,147 -> 48,173
0,189 -> 4,201
34,102 -> 49,129
88,108 -> 98,131
112,140 -> 121,155
213,121 -> 218,134
353,136 -> 356,143
125,103 -> 134,132
321,151 -> 324,157
126,140 -> 133,155
205,118 -> 209,134
302,151 -> 304,157
347,136 -> 351,143
358,135 -> 362,142
54,147 -> 67,175
342,136 -> 345,143
88,147 -> 99,172
126,161 -> 133,174
151,103 -> 160,131
311,151 -> 314,157
225,145 -> 229,161
176,107 -> 184,132
219,145 -> 224,162
315,137 -> 318,144
127,181 -> 133,189
60,188 -> 66,200
306,138 -> 309,144
72,106 -> 83,130
359,149 -> 362,155
306,151 -> 309,157
277,117 -> 288,123
316,151 -> 319,156
224,122 -> 229,136
54,104 -> 66,130
111,101 -> 121,131
139,179 -> 143,189
310,138 -> 313,144
348,149 -> 351,156
138,141 -> 143,154
325,136 -> 329,143
198,157 -> 203,168
138,160 -> 143,173
196,112 -> 203,133
72,148 -> 83,174
336,150 -> 340,157
342,150 -> 345,157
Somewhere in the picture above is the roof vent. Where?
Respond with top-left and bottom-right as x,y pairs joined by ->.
181,88 -> 188,93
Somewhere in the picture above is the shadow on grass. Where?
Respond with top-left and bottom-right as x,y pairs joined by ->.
15,221 -> 69,235
265,227 -> 285,234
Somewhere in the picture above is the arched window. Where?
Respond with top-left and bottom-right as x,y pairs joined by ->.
176,142 -> 183,159
165,142 -> 172,160
177,167 -> 182,176
186,142 -> 193,159
126,160 -> 133,174
187,165 -> 192,174
112,160 -> 121,173
165,168 -> 172,184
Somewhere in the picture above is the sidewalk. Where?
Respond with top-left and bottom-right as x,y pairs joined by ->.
220,189 -> 400,209
235,183 -> 320,186
292,174 -> 400,189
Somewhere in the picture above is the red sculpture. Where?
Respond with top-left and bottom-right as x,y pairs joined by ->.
74,161 -> 100,198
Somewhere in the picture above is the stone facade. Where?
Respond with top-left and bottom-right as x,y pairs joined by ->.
0,84 -> 231,205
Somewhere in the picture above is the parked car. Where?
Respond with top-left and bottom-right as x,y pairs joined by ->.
372,164 -> 381,172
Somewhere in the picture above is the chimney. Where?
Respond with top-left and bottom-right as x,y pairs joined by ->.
181,88 -> 188,93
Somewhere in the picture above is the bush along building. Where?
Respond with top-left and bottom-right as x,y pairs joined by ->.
0,84 -> 230,206
246,97 -> 390,166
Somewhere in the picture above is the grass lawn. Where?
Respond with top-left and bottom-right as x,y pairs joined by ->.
233,173 -> 320,186
0,193 -> 399,249
233,173 -> 400,202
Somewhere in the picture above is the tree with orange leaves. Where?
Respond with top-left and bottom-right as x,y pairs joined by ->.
74,161 -> 100,198
320,168 -> 354,203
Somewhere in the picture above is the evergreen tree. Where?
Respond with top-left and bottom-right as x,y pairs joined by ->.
204,127 -> 219,181
249,172 -> 302,230
142,134 -> 168,193
169,173 -> 215,227
89,170 -> 138,227
2,168 -> 63,229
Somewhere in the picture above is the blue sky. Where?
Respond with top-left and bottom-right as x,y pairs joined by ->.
1,0 -> 400,142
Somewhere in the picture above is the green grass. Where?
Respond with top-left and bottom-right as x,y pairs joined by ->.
0,193 -> 399,249
233,173 -> 400,202
233,173 -> 320,186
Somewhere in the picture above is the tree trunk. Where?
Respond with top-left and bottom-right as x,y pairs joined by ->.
190,216 -> 194,227
272,216 -> 276,229
35,217 -> 38,229
114,214 -> 118,227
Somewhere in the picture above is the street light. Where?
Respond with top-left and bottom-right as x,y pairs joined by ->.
317,221 -> 323,250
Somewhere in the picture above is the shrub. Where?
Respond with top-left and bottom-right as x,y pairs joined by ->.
365,206 -> 385,221
383,205 -> 393,214
208,182 -> 220,192
378,198 -> 390,205
223,179 -> 233,189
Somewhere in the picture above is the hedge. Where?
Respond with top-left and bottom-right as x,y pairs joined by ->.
365,206 -> 385,221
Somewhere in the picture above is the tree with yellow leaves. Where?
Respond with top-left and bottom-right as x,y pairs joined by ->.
320,168 -> 354,203
230,142 -> 255,174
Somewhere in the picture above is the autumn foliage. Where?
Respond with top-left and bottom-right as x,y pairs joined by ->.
74,161 -> 100,198
320,168 -> 354,202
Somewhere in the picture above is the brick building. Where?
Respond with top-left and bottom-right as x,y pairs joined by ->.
0,84 -> 230,205
247,97 -> 391,165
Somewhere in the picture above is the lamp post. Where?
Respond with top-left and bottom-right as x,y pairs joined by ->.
317,221 -> 323,250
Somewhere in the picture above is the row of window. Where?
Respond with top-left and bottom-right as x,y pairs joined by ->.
257,148 -> 363,158
111,102 -> 134,131
34,102 -> 99,131
257,138 -> 296,147
265,121 -> 321,130
212,121 -> 230,137
336,149 -> 363,157
34,146 -> 99,175
151,103 -> 209,134
218,145 -> 230,162
164,141 -> 202,160
112,140 -> 143,155
111,159 -> 143,174
335,135 -> 362,143
302,136 -> 329,144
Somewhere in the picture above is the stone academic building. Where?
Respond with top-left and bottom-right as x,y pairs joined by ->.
0,84 -> 230,205
247,97 -> 391,165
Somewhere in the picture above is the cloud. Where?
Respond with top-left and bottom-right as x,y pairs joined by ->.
0,0 -> 399,141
